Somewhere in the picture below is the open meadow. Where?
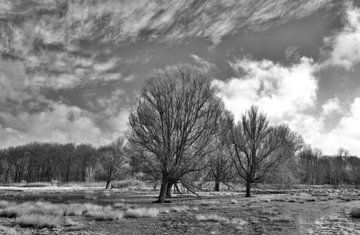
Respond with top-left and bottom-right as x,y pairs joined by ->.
0,182 -> 359,235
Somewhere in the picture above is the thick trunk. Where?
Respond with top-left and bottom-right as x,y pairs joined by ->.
214,180 -> 220,191
245,180 -> 251,197
155,179 -> 168,203
166,182 -> 173,198
105,180 -> 111,189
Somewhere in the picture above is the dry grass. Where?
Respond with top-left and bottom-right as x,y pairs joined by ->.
0,225 -> 20,235
113,202 -> 127,209
85,205 -> 123,221
169,205 -> 190,212
195,214 -> 228,223
124,207 -> 160,218
15,214 -> 67,229
0,200 -> 116,220
111,179 -> 147,190
0,200 -> 13,209
64,203 -> 85,216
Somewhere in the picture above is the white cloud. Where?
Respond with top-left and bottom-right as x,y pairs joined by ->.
312,97 -> 360,155
214,53 -> 360,155
214,57 -> 318,122
324,5 -> 360,69
321,97 -> 342,115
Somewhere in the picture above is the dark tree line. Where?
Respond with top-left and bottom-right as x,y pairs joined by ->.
0,140 -> 128,189
295,147 -> 360,186
0,143 -> 97,183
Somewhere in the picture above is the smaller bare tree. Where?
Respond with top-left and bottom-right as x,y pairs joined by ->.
226,106 -> 301,197
98,137 -> 128,189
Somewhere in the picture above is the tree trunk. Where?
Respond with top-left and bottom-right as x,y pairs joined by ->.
105,180 -> 111,189
166,182 -> 173,198
245,180 -> 251,197
155,179 -> 168,203
214,180 -> 220,191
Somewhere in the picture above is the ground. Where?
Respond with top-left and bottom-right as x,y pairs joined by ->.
0,183 -> 359,234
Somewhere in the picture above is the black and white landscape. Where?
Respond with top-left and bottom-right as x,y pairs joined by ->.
0,0 -> 360,234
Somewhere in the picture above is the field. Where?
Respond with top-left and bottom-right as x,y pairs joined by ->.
0,183 -> 359,234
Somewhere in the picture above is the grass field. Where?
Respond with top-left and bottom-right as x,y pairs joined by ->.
0,183 -> 359,234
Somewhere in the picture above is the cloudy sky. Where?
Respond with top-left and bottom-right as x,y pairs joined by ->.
1,0 -> 360,155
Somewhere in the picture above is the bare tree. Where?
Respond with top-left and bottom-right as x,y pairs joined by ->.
334,148 -> 350,185
98,137 -> 128,189
226,106 -> 300,197
207,143 -> 235,191
298,146 -> 322,185
128,65 -> 223,202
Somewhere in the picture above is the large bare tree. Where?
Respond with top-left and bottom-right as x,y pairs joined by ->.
129,65 -> 223,202
227,106 -> 301,197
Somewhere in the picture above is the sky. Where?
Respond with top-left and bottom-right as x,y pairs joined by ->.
0,0 -> 360,155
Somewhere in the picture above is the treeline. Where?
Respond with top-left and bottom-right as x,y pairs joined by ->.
0,141 -> 359,187
296,148 -> 360,185
0,138 -> 128,188
0,143 -> 98,183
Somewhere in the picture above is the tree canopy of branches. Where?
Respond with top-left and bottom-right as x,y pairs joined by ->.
226,106 -> 301,197
98,137 -> 129,189
128,65 -> 223,202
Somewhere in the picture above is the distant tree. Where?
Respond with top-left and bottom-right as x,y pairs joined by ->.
207,112 -> 235,191
74,144 -> 97,182
334,148 -> 350,185
226,106 -> 300,197
298,146 -> 322,184
129,65 -> 223,202
98,137 -> 128,189
207,144 -> 235,191
317,156 -> 332,184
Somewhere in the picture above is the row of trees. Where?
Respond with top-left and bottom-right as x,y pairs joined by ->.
0,138 -> 128,189
296,147 -> 360,185
0,65 -> 357,202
